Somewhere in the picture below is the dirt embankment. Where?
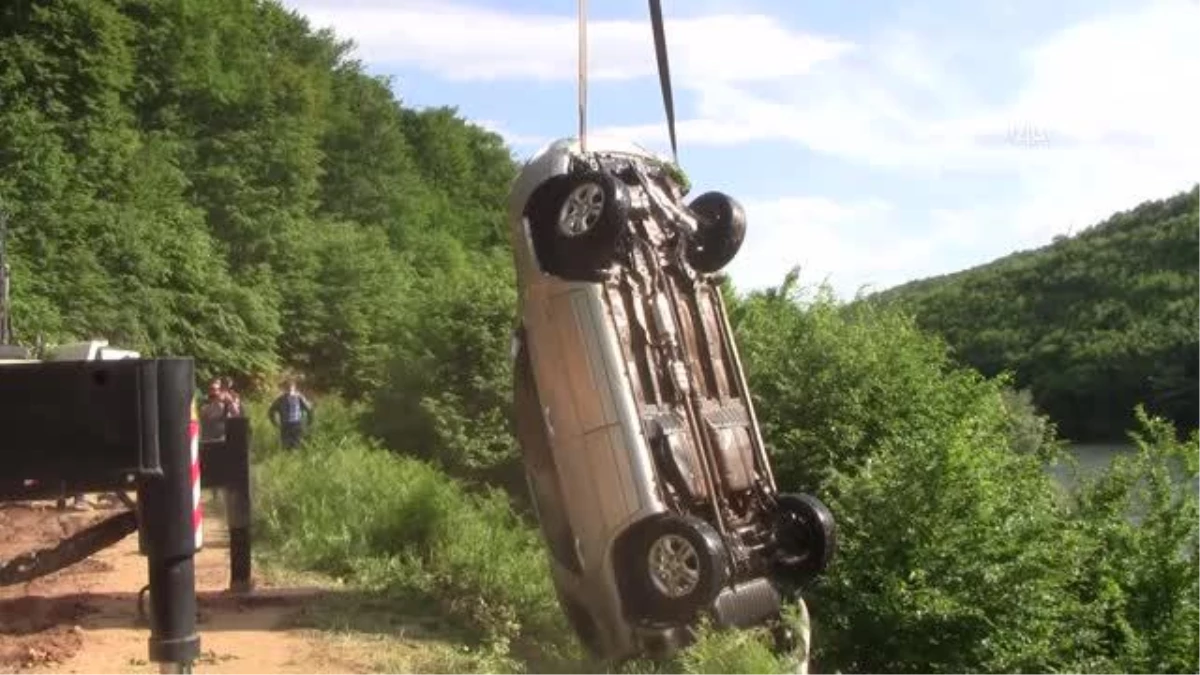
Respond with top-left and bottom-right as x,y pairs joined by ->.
0,500 -> 378,674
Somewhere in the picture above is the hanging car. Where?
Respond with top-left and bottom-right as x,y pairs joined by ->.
507,136 -> 836,663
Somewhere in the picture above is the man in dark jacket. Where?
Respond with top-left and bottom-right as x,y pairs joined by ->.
268,379 -> 313,449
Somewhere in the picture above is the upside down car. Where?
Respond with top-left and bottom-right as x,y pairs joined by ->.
507,137 -> 836,664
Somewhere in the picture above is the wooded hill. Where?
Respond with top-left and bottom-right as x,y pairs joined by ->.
868,187 -> 1199,442
1,0 -> 534,483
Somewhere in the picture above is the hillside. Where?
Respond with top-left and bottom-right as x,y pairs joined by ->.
0,0 -> 528,479
869,188 -> 1199,442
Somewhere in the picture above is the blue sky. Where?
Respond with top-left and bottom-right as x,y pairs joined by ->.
284,0 -> 1198,297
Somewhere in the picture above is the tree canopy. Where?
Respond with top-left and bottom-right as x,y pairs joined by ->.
867,188 -> 1199,442
0,0 -> 517,403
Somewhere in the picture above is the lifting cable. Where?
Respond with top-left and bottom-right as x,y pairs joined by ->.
576,0 -> 678,164
648,0 -> 678,164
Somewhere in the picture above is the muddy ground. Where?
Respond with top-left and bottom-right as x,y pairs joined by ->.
0,499 -> 423,674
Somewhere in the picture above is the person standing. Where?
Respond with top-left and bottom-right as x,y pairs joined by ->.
268,380 -> 313,449
199,379 -> 236,443
221,376 -> 243,417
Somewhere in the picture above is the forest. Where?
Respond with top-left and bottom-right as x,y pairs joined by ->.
869,188 -> 1199,442
1,1 -> 1196,673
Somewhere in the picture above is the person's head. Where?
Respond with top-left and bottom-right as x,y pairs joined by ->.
282,379 -> 297,394
207,381 -> 222,399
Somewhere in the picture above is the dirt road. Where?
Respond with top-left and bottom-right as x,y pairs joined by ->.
0,500 -> 386,674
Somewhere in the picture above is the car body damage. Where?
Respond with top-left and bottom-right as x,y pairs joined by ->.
507,137 -> 836,664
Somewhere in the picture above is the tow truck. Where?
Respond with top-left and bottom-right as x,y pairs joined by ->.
0,212 -> 254,673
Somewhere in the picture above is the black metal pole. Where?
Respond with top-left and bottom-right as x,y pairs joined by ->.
136,359 -> 200,671
224,417 -> 253,593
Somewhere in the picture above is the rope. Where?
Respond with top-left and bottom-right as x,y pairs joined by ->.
578,0 -> 588,153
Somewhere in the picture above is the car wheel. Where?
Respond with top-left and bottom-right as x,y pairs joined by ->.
686,191 -> 746,273
528,170 -> 629,280
626,513 -> 729,622
773,493 -> 836,582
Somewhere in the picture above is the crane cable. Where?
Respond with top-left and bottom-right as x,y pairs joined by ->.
577,0 -> 678,164
648,0 -> 678,164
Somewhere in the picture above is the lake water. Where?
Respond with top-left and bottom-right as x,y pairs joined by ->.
1050,443 -> 1134,490
1053,442 -> 1199,496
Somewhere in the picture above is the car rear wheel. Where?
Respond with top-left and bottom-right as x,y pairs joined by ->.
773,493 -> 836,582
625,513 -> 729,622
686,191 -> 746,273
527,170 -> 629,280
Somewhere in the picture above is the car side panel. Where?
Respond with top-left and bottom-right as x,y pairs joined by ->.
541,287 -> 633,555
522,277 -> 674,649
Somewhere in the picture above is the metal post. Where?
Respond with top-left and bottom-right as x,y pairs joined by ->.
223,417 -> 253,593
136,359 -> 200,671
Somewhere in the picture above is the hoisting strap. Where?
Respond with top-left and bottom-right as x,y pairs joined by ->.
578,0 -> 589,153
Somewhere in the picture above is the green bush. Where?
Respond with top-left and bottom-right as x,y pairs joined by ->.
252,425 -> 575,666
368,240 -> 519,480
253,398 -> 807,674
729,276 -> 1199,673
1063,408 -> 1199,673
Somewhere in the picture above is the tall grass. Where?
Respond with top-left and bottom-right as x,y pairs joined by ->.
250,407 -> 578,670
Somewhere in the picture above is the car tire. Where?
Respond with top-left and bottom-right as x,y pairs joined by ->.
625,513 -> 729,623
772,493 -> 836,582
686,191 -> 746,273
527,170 -> 630,280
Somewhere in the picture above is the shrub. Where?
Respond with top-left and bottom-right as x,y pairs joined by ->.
726,288 -> 1085,672
368,243 -> 519,480
1062,407 -> 1199,673
252,427 -> 572,662
729,277 -> 1199,673
998,384 -> 1063,460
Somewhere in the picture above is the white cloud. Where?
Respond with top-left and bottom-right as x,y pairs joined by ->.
727,196 -> 1007,298
729,197 -> 890,296
284,0 -> 1199,296
288,0 -> 853,84
613,0 -> 1200,292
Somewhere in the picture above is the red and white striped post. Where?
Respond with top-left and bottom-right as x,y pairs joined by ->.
189,402 -> 203,551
